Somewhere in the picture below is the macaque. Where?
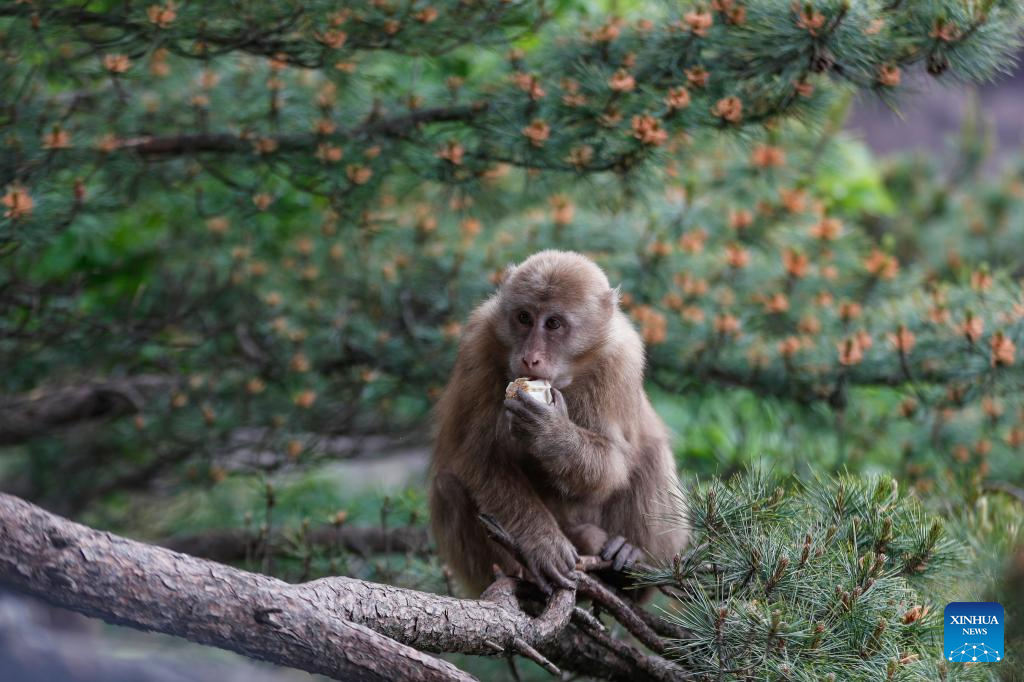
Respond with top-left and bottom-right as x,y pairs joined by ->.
429,250 -> 687,596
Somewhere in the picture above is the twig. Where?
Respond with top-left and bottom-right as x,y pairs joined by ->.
513,637 -> 561,676
109,105 -> 485,158
506,656 -> 523,682
261,481 -> 274,575
576,573 -> 667,654
572,606 -> 607,634
585,626 -> 693,682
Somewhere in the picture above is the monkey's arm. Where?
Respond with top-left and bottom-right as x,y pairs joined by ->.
504,388 -> 631,502
467,460 -> 579,592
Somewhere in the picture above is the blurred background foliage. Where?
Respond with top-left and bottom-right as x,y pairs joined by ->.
2,0 -> 1024,680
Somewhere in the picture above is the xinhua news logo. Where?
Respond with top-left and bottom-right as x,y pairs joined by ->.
944,602 -> 1005,663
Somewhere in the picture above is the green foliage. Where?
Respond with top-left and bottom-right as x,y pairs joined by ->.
0,2 -> 1023,677
644,471 -> 1014,681
3,2 -> 1023,500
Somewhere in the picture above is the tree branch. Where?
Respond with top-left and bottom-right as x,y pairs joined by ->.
0,494 -> 468,681
118,105 -> 485,158
0,590 -> 292,682
0,492 -> 594,681
0,376 -> 178,446
576,572 -> 667,654
479,513 -> 692,679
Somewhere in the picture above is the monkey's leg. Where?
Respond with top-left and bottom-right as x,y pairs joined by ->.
431,471 -> 520,595
600,535 -> 644,571
566,524 -> 652,602
566,523 -> 608,556
566,523 -> 642,571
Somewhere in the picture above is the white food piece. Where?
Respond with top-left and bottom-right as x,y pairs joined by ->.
505,377 -> 553,405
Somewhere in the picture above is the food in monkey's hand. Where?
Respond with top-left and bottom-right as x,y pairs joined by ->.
505,377 -> 553,405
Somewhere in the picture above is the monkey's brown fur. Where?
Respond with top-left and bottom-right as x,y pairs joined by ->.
429,250 -> 687,596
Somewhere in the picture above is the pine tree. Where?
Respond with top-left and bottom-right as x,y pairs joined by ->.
1,3 -> 1023,679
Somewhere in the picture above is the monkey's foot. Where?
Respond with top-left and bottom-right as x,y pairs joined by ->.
599,536 -> 643,571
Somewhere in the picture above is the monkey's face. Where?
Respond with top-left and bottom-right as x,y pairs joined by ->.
496,252 -> 617,389
504,304 -> 577,388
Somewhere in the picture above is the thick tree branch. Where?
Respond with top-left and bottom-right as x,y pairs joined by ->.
0,494 -> 468,682
0,590 -> 292,682
0,493 -> 594,681
0,6 -> 528,63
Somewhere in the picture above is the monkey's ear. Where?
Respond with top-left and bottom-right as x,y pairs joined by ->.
496,263 -> 517,288
606,285 -> 621,310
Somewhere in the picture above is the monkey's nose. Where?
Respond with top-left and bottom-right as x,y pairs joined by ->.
522,356 -> 541,370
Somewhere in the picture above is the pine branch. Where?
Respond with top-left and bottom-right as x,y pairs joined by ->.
118,105 -> 486,158
645,472 -> 968,679
0,3 -> 538,63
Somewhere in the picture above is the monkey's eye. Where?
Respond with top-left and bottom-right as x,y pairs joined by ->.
517,311 -> 532,326
545,317 -> 562,330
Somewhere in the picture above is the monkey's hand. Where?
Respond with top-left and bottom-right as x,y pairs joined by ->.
519,531 -> 578,594
600,535 -> 643,571
503,387 -> 570,449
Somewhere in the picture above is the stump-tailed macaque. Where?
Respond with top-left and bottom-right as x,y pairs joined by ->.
429,250 -> 687,595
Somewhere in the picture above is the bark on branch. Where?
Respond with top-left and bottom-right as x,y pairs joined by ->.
0,493 -> 588,681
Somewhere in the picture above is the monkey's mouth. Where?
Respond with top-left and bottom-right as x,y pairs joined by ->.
542,375 -> 574,390
511,373 -> 553,385
508,369 -> 572,390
